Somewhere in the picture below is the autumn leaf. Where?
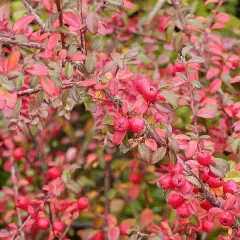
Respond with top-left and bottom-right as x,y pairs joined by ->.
197,107 -> 216,119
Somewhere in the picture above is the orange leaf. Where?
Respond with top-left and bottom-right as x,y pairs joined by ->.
140,209 -> 154,226
145,138 -> 157,151
8,51 -> 20,72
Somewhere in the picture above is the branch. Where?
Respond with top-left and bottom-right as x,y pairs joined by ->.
78,0 -> 87,55
20,0 -> 49,32
55,0 -> 66,48
0,36 -> 44,49
147,0 -> 166,23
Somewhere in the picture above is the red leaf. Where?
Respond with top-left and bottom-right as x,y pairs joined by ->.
63,11 -> 83,30
140,209 -> 154,226
8,51 -> 20,72
113,131 -> 126,145
206,67 -> 219,80
211,22 -> 225,29
41,0 -> 54,13
78,79 -> 97,87
107,227 -> 120,240
47,33 -> 59,51
224,195 -> 237,211
215,13 -> 230,23
145,138 -> 158,151
71,52 -> 86,61
26,64 -> 48,76
13,15 -> 35,33
230,76 -> 240,84
197,107 -> 216,119
108,78 -> 119,96
0,89 -> 17,109
209,78 -> 222,93
40,76 -> 60,96
185,140 -> 198,158
127,184 -> 141,200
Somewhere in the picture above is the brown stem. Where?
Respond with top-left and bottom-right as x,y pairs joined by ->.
48,203 -> 56,239
20,0 -> 49,32
0,36 -> 44,49
55,0 -> 65,48
78,0 -> 87,55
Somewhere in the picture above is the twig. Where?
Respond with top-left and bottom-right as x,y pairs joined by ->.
20,0 -> 49,32
0,36 -> 44,49
59,220 -> 72,240
78,0 -> 87,55
147,0 -> 166,23
48,203 -> 56,239
55,0 -> 66,48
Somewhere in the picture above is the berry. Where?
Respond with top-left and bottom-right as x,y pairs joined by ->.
219,211 -> 234,226
158,174 -> 172,190
47,167 -> 62,179
202,220 -> 214,233
77,197 -> 89,210
208,177 -> 223,188
13,147 -> 25,161
113,117 -> 129,132
37,217 -> 50,230
119,223 -> 131,236
128,117 -> 145,134
169,163 -> 183,175
200,200 -> 213,211
91,231 -> 104,240
15,196 -> 29,210
176,203 -> 190,218
201,168 -> 210,183
179,181 -> 193,194
129,172 -> 142,184
223,180 -> 237,194
167,191 -> 183,209
172,174 -> 186,188
53,221 -> 64,233
136,78 -> 151,95
197,152 -> 211,166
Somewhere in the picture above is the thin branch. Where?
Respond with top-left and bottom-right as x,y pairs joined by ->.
55,0 -> 66,48
78,0 -> 87,55
0,36 -> 44,49
48,203 -> 56,239
20,0 -> 49,32
147,0 -> 166,23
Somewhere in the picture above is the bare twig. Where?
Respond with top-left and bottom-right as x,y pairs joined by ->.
78,0 -> 87,55
147,0 -> 166,23
55,0 -> 66,48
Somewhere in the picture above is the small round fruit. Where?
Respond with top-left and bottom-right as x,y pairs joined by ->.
129,172 -> 142,184
13,147 -> 25,161
179,181 -> 193,194
169,163 -> 183,175
37,217 -> 50,230
128,117 -> 145,134
219,211 -> 234,226
77,197 -> 89,210
53,221 -> 65,233
158,174 -> 172,190
201,168 -> 210,183
15,196 -> 29,210
172,174 -> 186,188
47,167 -> 62,179
200,200 -> 213,211
197,152 -> 211,166
113,117 -> 129,132
120,223 -> 131,236
176,203 -> 190,218
136,78 -> 151,95
208,177 -> 223,188
223,180 -> 237,194
167,191 -> 183,209
202,220 -> 214,233
142,86 -> 158,103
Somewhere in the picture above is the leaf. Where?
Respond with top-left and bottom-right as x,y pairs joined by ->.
107,0 -> 123,6
197,107 -> 216,119
40,76 -> 60,97
138,143 -> 151,162
2,79 -> 15,91
189,56 -> 205,64
63,11 -> 83,30
86,13 -> 99,34
47,33 -> 59,51
182,46 -> 193,58
65,62 -> 73,79
140,209 -> 154,226
151,146 -> 166,164
210,158 -> 229,178
230,76 -> 240,84
0,88 -> 17,109
25,64 -> 48,76
107,227 -> 120,240
231,139 -> 240,154
85,53 -> 96,73
225,171 -> 240,183
206,67 -> 219,80
8,51 -> 20,72
124,48 -> 139,59
42,0 -> 54,13
186,176 -> 201,188
128,234 -> 138,240
102,61 -> 118,74
185,140 -> 198,158
71,52 -> 86,61
13,15 -> 35,33
108,78 -> 119,96
161,91 -> 178,109
145,138 -> 157,151
71,86 -> 80,102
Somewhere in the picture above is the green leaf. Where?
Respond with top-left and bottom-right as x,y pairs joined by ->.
138,143 -> 152,162
231,138 -> 240,154
37,90 -> 43,104
2,79 -> 15,91
186,176 -> 201,188
151,147 -> 166,164
65,62 -> 73,79
107,0 -> 123,6
161,90 -> 178,109
12,99 -> 22,117
14,76 -> 24,89
52,76 -> 62,88
189,56 -> 205,63
30,76 -> 40,87
189,214 -> 200,227
71,86 -> 80,102
85,53 -> 96,73
225,171 -> 240,183
182,46 -> 193,58
92,36 -> 104,51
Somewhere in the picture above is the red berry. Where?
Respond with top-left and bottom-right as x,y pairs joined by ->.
47,167 -> 62,179
201,168 -> 210,183
169,163 -> 183,175
113,117 -> 129,132
197,152 -> 211,166
167,191 -> 183,209
77,197 -> 89,210
219,211 -> 234,226
179,181 -> 193,194
202,220 -> 214,233
223,180 -> 237,194
142,86 -> 158,103
120,223 -> 131,236
13,147 -> 25,161
128,117 -> 145,134
208,177 -> 223,188
200,200 -> 213,211
37,217 -> 50,230
15,196 -> 29,210
158,174 -> 172,190
53,221 -> 64,233
129,172 -> 142,184
91,231 -> 104,240
176,203 -> 190,218
136,78 -> 151,95
172,174 -> 186,188
175,63 -> 185,72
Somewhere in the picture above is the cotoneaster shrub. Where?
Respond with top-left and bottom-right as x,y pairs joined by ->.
0,0 -> 240,239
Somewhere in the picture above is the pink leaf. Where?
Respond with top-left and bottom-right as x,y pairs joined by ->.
185,140 -> 198,158
215,13 -> 230,23
140,209 -> 154,226
41,0 -> 54,13
8,51 -> 20,72
206,67 -> 219,80
211,22 -> 225,29
209,78 -> 222,93
127,184 -> 141,200
78,79 -> 97,87
63,11 -> 83,30
197,107 -> 216,119
107,227 -> 120,240
223,195 -> 237,211
40,76 -> 60,96
145,138 -> 158,151
0,89 -> 17,109
124,0 -> 135,10
13,15 -> 35,33
86,13 -> 99,35
71,52 -> 86,61
25,64 -> 48,76
47,33 -> 59,51
108,78 -> 119,96
230,76 -> 240,84
113,131 -> 126,145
